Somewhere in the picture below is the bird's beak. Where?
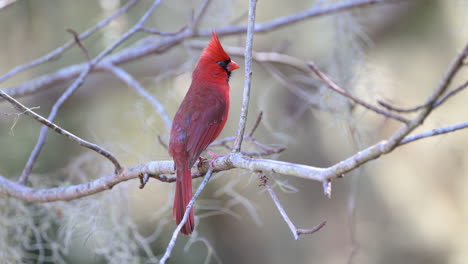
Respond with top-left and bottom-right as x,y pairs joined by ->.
227,60 -> 240,71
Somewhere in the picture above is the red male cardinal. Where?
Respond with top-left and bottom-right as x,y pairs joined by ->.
169,32 -> 240,235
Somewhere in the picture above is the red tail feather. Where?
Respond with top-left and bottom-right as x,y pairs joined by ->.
173,163 -> 194,235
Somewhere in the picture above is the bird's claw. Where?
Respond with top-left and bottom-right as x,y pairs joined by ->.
197,156 -> 208,169
206,150 -> 222,159
206,150 -> 222,168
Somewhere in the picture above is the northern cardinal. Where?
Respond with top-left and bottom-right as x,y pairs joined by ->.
169,32 -> 240,235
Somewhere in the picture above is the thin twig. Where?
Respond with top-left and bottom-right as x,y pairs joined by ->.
0,0 -> 140,85
420,44 -> 468,109
248,111 -> 263,137
233,0 -> 258,152
261,173 -> 326,240
158,135 -> 169,150
212,134 -> 285,157
263,175 -> 298,240
240,147 -> 286,157
379,80 -> 468,113
229,10 -> 249,25
189,0 -> 212,31
160,168 -> 214,264
139,27 -> 185,36
377,100 -> 424,113
103,64 -> 172,130
297,221 -> 327,236
0,90 -> 122,173
262,62 -> 322,111
307,62 -> 409,123
434,80 -> 468,108
399,122 -> 468,145
66,29 -> 91,62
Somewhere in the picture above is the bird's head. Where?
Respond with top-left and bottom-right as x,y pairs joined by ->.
195,32 -> 240,81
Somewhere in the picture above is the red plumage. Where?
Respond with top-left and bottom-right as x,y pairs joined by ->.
169,32 -> 239,235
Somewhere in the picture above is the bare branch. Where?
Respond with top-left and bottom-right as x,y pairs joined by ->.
139,27 -> 185,36
212,134 -> 285,157
19,64 -> 94,184
0,0 -> 140,86
377,100 -> 424,113
17,0 -> 164,184
399,122 -> 468,146
2,113 -> 468,203
433,80 -> 468,108
199,0 -> 405,37
190,0 -> 212,30
0,0 -> 18,9
103,64 -> 172,130
297,221 -> 327,236
160,168 -> 214,264
233,0 -> 258,152
262,175 -> 298,240
66,29 -> 91,62
385,44 -> 468,145
1,0 -> 399,101
158,135 -> 169,150
0,153 -> 322,202
421,44 -> 468,109
326,43 -> 468,180
379,80 -> 468,113
262,62 -> 323,111
0,89 -> 123,174
248,111 -> 263,137
260,173 -> 326,240
307,63 -> 410,123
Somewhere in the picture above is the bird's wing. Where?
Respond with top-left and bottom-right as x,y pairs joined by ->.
186,95 -> 227,168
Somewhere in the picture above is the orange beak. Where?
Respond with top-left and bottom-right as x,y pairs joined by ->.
227,60 -> 240,71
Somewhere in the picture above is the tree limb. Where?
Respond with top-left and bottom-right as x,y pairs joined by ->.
232,0 -> 257,152
0,89 -> 123,175
0,0 -> 140,86
260,173 -> 326,240
3,114 -> 468,203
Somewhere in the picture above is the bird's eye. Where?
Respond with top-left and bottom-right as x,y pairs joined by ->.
217,59 -> 231,70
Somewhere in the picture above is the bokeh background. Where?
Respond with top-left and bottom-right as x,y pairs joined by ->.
0,0 -> 467,263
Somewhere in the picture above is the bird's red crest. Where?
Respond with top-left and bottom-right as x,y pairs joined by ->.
201,32 -> 231,62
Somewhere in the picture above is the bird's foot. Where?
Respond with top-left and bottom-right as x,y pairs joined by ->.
197,156 -> 208,170
206,150 -> 222,159
206,150 -> 222,168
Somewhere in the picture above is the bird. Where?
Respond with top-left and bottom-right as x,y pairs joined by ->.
168,32 -> 240,235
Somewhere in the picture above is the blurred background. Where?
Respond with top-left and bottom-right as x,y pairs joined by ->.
0,0 -> 467,263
